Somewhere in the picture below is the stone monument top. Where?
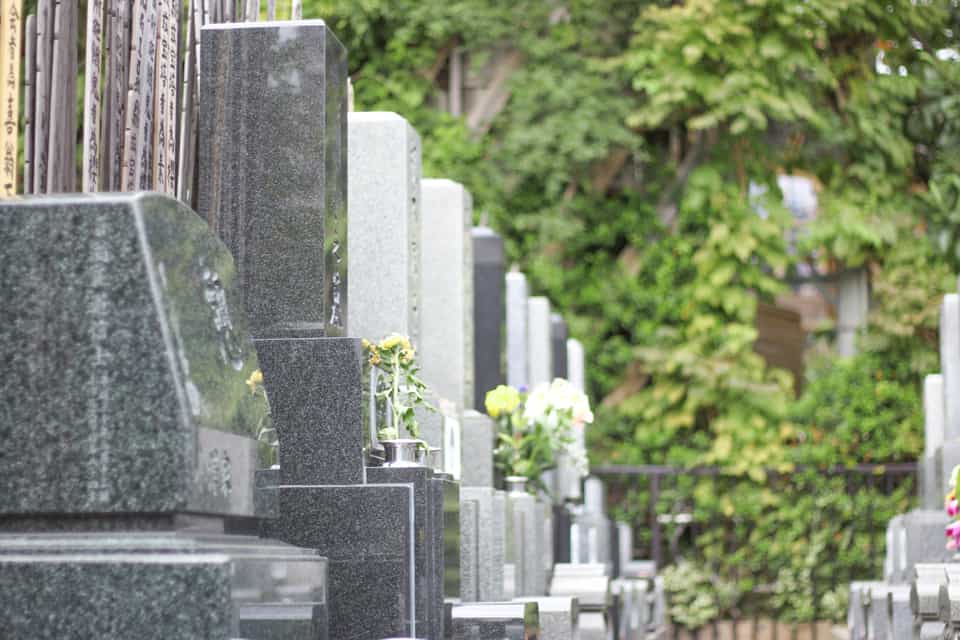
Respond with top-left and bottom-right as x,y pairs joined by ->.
0,193 -> 266,520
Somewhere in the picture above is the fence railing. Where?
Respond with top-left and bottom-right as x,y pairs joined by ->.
593,462 -> 918,639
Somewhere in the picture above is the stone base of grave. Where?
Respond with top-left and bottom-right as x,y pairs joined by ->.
260,482 -> 417,640
0,531 -> 328,640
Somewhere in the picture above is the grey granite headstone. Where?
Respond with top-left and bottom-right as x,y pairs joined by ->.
551,314 -> 569,379
263,483 -> 416,640
460,497 -> 480,602
346,112 -> 421,344
0,193 -> 329,639
528,296 -> 553,388
420,178 -> 475,411
926,374 -> 947,456
473,226 -> 505,410
365,465 -> 458,640
199,20 -> 348,339
0,553 -> 234,639
942,295 -> 960,440
0,193 -> 265,519
922,375 -> 947,508
903,510 -> 953,578
461,410 -> 495,487
568,338 -> 585,390
491,490 -> 507,601
506,272 -> 529,389
461,486 -> 504,602
257,338 -> 364,486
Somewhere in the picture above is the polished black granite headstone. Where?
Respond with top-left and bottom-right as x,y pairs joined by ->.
199,20 -> 348,339
0,193 -> 266,520
550,314 -> 569,379
472,226 -> 504,411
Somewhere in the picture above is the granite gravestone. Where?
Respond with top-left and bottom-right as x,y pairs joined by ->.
551,314 -> 569,379
420,178 -> 475,411
567,338 -> 585,392
198,20 -> 363,487
199,20 -> 347,341
527,296 -> 553,389
198,22 -> 423,640
473,225 -> 505,410
0,193 -> 328,639
506,271 -> 529,389
941,295 -> 960,441
922,374 -> 946,509
346,112 -> 422,344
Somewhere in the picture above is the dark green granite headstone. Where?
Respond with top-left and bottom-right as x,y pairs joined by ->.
0,192 -> 268,519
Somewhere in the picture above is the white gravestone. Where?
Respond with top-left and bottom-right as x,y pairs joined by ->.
506,272 -> 529,389
420,178 -> 474,411
346,112 -> 422,344
941,295 -> 960,441
527,296 -> 553,388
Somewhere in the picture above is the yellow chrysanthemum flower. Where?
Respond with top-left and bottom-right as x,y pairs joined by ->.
485,385 -> 521,418
246,369 -> 263,394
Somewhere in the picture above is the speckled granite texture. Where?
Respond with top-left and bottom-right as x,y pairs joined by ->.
366,466 -> 436,639
262,483 -> 416,640
0,531 -> 329,639
199,21 -> 348,339
0,552 -> 233,639
256,337 -> 364,486
0,193 -> 265,518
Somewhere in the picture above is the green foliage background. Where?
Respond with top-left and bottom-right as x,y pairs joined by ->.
299,0 -> 960,624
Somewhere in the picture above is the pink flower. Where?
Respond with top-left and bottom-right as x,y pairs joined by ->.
949,538 -> 958,551
946,521 -> 960,538
949,499 -> 959,518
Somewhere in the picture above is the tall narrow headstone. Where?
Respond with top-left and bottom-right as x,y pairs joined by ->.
940,295 -> 960,440
528,297 -> 553,388
346,112 -> 421,343
198,20 -> 362,487
926,375 -> 947,457
199,22 -> 422,640
473,225 -> 504,409
199,20 -> 348,341
568,338 -> 585,392
551,314 -> 569,379
420,178 -> 474,411
922,374 -> 946,508
506,271 -> 529,389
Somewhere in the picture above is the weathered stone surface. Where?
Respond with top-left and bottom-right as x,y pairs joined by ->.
0,193 -> 265,519
199,20 -> 348,339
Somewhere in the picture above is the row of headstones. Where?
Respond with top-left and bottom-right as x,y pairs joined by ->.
847,285 -> 960,639
0,18 -> 666,640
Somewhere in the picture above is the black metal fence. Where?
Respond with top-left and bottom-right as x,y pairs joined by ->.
593,463 -> 918,639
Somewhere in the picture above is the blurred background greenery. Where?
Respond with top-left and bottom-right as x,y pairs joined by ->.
287,0 -> 960,623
